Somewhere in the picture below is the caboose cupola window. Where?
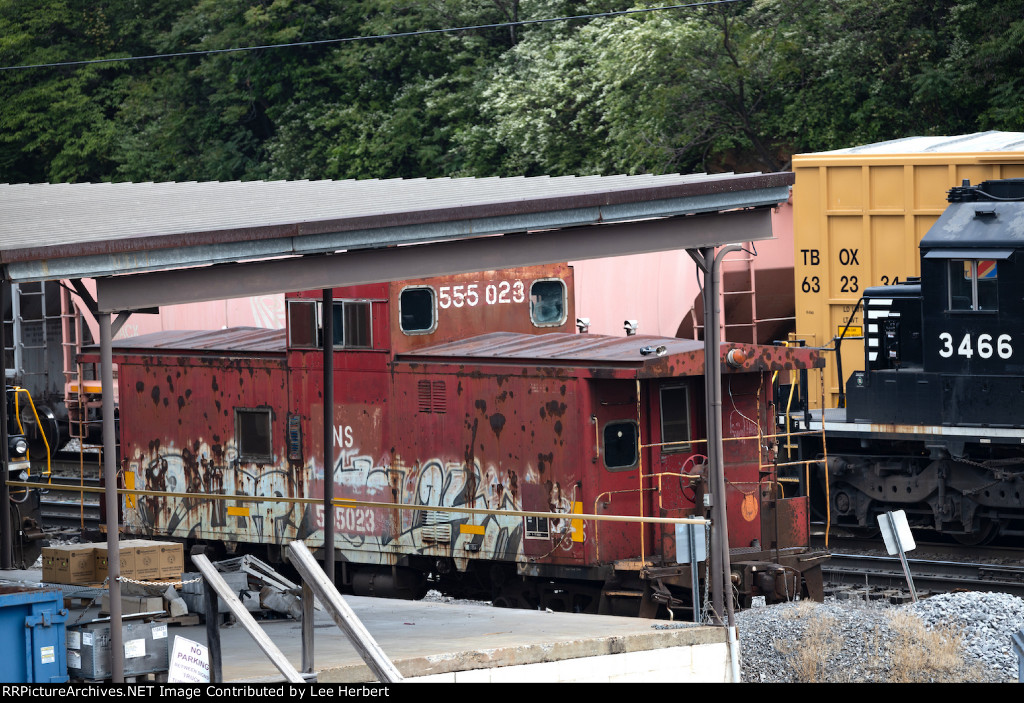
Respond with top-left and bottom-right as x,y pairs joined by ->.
399,286 -> 436,334
603,421 -> 639,470
947,259 -> 998,312
530,279 -> 567,327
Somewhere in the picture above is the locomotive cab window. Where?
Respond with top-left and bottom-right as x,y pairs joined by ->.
236,408 -> 273,462
400,286 -> 436,334
530,279 -> 567,327
603,421 -> 639,470
947,259 -> 998,312
659,385 -> 691,452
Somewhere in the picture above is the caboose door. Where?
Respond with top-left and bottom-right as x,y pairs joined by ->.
588,379 -> 653,565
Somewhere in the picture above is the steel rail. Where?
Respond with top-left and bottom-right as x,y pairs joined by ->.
824,552 -> 1024,598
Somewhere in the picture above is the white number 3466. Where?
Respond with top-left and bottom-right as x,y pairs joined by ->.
938,332 -> 1013,359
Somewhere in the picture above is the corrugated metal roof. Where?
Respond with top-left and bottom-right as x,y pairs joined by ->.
815,131 -> 1024,155
110,328 -> 286,354
0,172 -> 792,282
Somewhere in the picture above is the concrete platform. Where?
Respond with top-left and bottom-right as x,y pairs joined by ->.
0,566 -> 730,683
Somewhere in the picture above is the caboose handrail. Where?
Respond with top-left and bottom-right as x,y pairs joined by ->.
4,479 -> 712,526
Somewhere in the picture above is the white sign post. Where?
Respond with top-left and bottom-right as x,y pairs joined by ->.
167,636 -> 211,683
877,509 -> 918,602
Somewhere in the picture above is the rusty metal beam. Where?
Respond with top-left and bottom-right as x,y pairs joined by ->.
96,208 -> 773,313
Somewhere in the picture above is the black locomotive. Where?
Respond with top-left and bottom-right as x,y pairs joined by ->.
791,178 -> 1024,544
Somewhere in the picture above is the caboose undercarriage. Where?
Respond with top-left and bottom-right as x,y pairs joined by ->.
183,535 -> 825,620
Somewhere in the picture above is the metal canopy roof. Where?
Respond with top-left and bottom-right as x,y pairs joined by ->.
1,172 -> 792,292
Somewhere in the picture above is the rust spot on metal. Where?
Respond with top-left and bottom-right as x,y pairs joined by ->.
489,413 -> 506,438
506,469 -> 519,503
544,400 -> 567,418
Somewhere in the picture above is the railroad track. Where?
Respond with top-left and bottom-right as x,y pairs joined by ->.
816,533 -> 1024,600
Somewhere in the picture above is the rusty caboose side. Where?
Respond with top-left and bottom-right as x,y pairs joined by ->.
110,264 -> 825,617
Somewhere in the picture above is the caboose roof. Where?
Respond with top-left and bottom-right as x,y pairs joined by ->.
110,327 -> 286,355
397,331 -> 823,378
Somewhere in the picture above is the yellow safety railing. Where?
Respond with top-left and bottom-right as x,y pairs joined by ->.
11,386 -> 52,479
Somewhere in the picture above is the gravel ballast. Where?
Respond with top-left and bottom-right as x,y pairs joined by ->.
736,591 -> 1024,683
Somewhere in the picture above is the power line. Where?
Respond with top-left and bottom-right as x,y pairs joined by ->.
0,0 -> 747,72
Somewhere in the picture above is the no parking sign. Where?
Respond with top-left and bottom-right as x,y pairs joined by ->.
168,635 -> 211,683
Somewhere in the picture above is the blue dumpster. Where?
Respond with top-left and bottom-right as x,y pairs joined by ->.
0,585 -> 69,683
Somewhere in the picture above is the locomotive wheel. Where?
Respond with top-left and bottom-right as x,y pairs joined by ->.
952,520 -> 998,546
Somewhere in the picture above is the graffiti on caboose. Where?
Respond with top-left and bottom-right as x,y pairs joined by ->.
128,441 -> 300,544
128,429 -> 584,567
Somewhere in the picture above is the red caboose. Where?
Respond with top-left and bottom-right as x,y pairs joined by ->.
110,264 -> 825,617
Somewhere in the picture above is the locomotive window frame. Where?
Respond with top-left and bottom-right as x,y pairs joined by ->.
946,259 -> 998,312
236,408 -> 273,462
603,420 -> 639,470
659,385 -> 691,453
529,278 -> 568,327
399,286 -> 437,335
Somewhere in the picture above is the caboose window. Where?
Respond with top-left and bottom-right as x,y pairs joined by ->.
400,287 -> 436,334
333,301 -> 372,349
948,260 -> 998,312
659,385 -> 691,452
287,300 -> 318,348
236,408 -> 273,462
603,421 -> 639,470
287,299 -> 371,349
530,279 -> 567,327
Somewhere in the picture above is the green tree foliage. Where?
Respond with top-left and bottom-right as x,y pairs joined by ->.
0,0 -> 188,181
1,0 -> 1023,183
